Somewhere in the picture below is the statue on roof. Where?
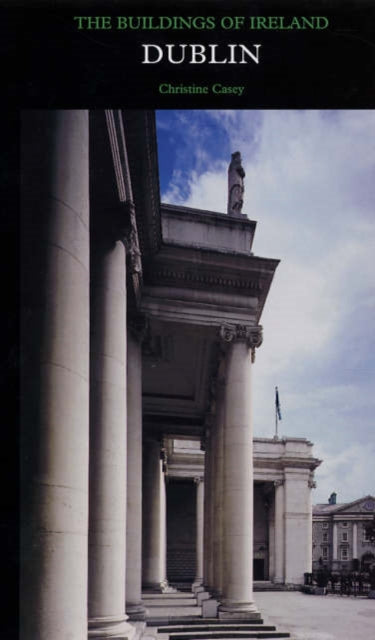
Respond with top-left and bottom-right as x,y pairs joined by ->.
227,151 -> 245,216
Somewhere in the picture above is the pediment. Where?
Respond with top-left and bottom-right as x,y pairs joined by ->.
334,495 -> 375,515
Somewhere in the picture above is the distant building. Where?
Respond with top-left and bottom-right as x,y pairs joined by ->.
312,494 -> 375,572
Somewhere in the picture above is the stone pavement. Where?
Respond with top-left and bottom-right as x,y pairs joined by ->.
254,591 -> 375,640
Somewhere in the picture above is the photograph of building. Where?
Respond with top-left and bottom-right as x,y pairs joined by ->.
313,494 -> 375,572
20,109 -> 375,640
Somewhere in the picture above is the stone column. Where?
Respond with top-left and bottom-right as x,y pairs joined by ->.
333,523 -> 338,563
126,326 -> 147,620
273,480 -> 285,584
213,377 -> 225,595
193,478 -> 204,588
88,235 -> 134,639
306,480 -> 315,573
208,422 -> 217,592
268,489 -> 276,582
218,324 -> 262,619
20,111 -> 90,640
142,440 -> 168,591
353,523 -> 358,560
203,426 -> 213,591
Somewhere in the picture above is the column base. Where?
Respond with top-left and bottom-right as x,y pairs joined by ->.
192,579 -> 203,592
88,615 -> 136,639
218,601 -> 261,620
126,603 -> 147,621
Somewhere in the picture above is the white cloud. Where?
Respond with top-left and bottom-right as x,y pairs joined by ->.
160,109 -> 375,503
313,442 -> 375,504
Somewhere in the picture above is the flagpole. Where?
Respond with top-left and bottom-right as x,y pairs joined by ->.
275,386 -> 281,440
275,386 -> 278,439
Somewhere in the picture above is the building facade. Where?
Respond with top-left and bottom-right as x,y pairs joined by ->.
313,494 -> 375,572
21,109 -> 320,640
165,435 -> 320,587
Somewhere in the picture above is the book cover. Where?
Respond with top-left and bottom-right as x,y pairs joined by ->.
4,1 -> 375,638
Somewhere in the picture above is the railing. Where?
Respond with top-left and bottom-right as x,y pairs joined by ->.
304,571 -> 374,596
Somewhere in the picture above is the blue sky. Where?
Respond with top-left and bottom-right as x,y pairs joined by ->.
156,109 -> 375,505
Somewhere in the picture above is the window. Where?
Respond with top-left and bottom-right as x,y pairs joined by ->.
342,532 -> 348,542
342,522 -> 348,528
341,548 -> 349,561
323,533 -> 328,542
322,547 -> 328,559
363,528 -> 371,543
322,522 -> 329,529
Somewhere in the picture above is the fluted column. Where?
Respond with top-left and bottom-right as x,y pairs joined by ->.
142,440 -> 168,590
193,478 -> 204,587
20,110 -> 90,640
218,324 -> 262,619
273,480 -> 285,584
126,325 -> 147,619
88,234 -> 134,639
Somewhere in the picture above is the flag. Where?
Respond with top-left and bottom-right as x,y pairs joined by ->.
275,386 -> 282,420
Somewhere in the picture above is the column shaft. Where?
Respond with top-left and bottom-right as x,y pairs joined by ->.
273,481 -> 285,584
219,340 -> 259,618
126,331 -> 146,619
20,110 -> 90,640
213,388 -> 225,595
142,441 -> 167,590
208,426 -> 217,590
88,238 -> 133,639
268,493 -> 276,582
203,429 -> 213,590
333,523 -> 338,561
353,523 -> 358,559
194,478 -> 204,586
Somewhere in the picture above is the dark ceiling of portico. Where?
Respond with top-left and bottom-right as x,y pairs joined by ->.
142,320 -> 219,438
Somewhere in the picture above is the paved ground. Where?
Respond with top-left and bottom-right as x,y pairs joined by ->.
254,591 -> 375,640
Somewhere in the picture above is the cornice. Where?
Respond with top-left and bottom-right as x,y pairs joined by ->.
149,262 -> 264,293
121,110 -> 162,258
253,457 -> 320,471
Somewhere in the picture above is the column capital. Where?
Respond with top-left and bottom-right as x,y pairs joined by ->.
274,479 -> 284,488
308,480 -> 317,489
219,324 -> 263,362
194,476 -> 203,485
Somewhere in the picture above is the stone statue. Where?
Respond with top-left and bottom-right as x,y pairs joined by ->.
227,151 -> 245,216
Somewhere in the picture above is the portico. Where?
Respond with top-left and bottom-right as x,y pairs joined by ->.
20,109 -> 319,639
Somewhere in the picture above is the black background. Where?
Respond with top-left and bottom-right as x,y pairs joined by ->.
3,0 -> 375,109
2,1 -> 374,636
